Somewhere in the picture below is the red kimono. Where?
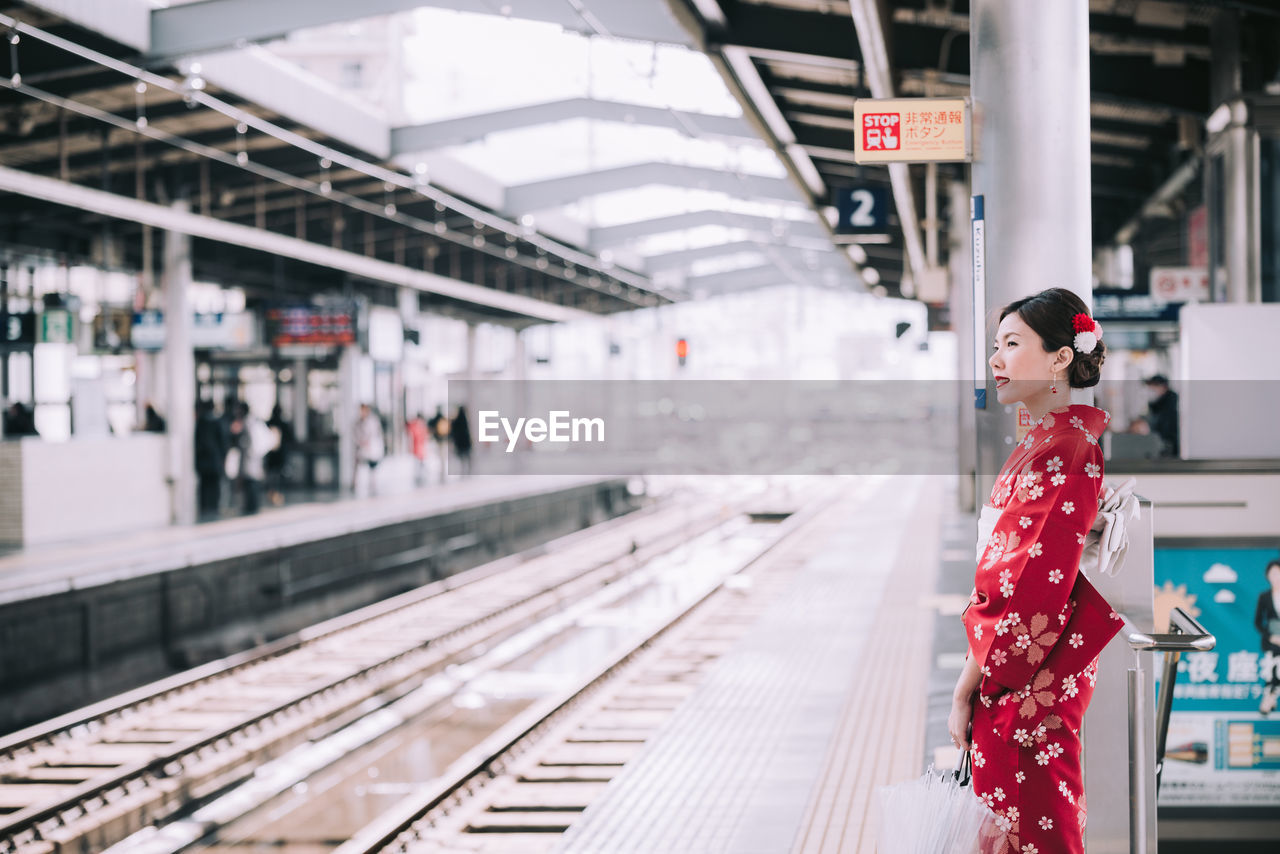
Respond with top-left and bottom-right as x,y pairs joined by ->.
963,405 -> 1124,854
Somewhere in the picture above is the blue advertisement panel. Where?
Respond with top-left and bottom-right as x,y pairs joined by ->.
1155,546 -> 1280,807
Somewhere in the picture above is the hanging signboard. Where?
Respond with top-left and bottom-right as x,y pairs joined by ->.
1,310 -> 36,348
126,311 -> 257,351
39,310 -> 74,344
834,186 -> 891,235
1150,266 -> 1210,304
266,303 -> 359,348
854,98 -> 971,164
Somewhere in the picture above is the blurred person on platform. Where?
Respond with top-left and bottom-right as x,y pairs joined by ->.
142,401 -> 166,433
428,405 -> 450,482
451,405 -> 472,476
1256,559 -> 1280,715
232,402 -> 273,515
265,405 -> 294,506
2,401 -> 38,438
407,412 -> 430,486
354,403 -> 385,497
194,399 -> 229,518
1142,375 -> 1179,458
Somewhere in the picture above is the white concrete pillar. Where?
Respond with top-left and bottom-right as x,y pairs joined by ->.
970,0 -> 1092,496
162,200 -> 196,525
338,344 -> 358,492
292,358 -> 308,441
461,320 -> 477,409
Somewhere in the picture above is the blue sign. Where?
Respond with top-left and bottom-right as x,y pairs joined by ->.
1,311 -> 36,348
835,186 -> 890,234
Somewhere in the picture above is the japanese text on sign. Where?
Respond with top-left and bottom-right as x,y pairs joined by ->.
1149,266 -> 1209,304
854,98 -> 970,164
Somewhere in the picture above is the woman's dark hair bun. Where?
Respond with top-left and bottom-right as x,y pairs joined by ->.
1068,339 -> 1105,389
999,287 -> 1106,389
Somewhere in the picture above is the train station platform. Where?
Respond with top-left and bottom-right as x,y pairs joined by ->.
0,475 -> 636,733
549,475 -> 974,854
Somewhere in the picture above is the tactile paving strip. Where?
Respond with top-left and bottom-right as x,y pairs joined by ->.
554,477 -> 940,854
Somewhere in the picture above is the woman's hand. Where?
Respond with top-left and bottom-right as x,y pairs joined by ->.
950,651 -> 982,752
948,694 -> 974,752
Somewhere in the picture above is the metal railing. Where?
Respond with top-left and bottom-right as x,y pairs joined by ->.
1121,607 -> 1216,854
1082,494 -> 1217,854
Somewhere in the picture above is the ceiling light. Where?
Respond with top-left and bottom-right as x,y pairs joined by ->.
861,267 -> 881,286
847,245 -> 867,264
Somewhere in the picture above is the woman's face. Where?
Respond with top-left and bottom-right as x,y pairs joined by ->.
989,312 -> 1060,406
1268,565 -> 1280,591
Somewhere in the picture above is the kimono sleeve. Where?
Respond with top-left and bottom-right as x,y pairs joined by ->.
964,434 -> 1103,694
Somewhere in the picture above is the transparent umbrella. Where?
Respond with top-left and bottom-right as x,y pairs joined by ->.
874,754 -> 997,854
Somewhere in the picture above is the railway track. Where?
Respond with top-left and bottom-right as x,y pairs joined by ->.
0,485 -> 788,854
331,479 -> 860,854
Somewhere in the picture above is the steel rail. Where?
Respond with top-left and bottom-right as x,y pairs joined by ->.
337,482 -> 839,854
0,499 -> 667,760
0,497 -> 737,851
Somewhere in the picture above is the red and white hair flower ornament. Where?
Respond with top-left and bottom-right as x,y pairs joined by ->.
1071,312 -> 1102,354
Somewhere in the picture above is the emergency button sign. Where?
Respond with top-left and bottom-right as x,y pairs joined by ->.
862,113 -> 900,151
853,97 -> 970,164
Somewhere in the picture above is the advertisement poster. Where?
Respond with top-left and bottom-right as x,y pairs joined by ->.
1154,546 -> 1280,807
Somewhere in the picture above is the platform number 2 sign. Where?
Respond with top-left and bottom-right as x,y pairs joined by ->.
836,186 -> 889,235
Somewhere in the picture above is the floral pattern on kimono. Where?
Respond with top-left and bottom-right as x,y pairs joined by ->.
964,404 -> 1123,717
963,405 -> 1125,854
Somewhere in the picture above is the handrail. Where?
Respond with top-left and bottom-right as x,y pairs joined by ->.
1124,607 -> 1217,653
1117,607 -> 1216,854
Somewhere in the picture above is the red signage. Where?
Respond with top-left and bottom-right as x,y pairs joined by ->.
853,98 -> 969,164
862,113 -> 901,151
1149,267 -> 1209,304
266,304 -> 358,347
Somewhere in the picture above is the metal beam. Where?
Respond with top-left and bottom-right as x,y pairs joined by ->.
589,210 -> 827,246
0,164 -> 587,324
848,0 -> 927,283
683,264 -> 790,294
151,0 -> 693,59
391,98 -> 757,154
505,163 -> 802,215
194,47 -> 391,159
708,3 -> 861,69
645,240 -> 846,273
151,0 -> 426,58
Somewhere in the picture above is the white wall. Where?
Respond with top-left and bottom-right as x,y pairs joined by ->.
1179,303 -> 1280,459
17,435 -> 170,546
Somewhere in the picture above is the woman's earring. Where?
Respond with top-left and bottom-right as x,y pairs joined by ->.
1051,374 -> 1059,394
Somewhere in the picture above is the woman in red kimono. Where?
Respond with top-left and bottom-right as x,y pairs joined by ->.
948,288 -> 1125,854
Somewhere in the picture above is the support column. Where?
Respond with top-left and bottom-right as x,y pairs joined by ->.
337,344 -> 358,492
292,358 -> 308,442
162,200 -> 196,525
461,321 -> 477,409
1,261 -> 9,434
1208,12 -> 1260,303
970,0 -> 1092,497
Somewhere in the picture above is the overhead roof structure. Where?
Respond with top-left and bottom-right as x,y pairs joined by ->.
3,0 -> 1264,321
0,0 -> 869,322
0,1 -> 722,324
665,0 -> 1280,300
